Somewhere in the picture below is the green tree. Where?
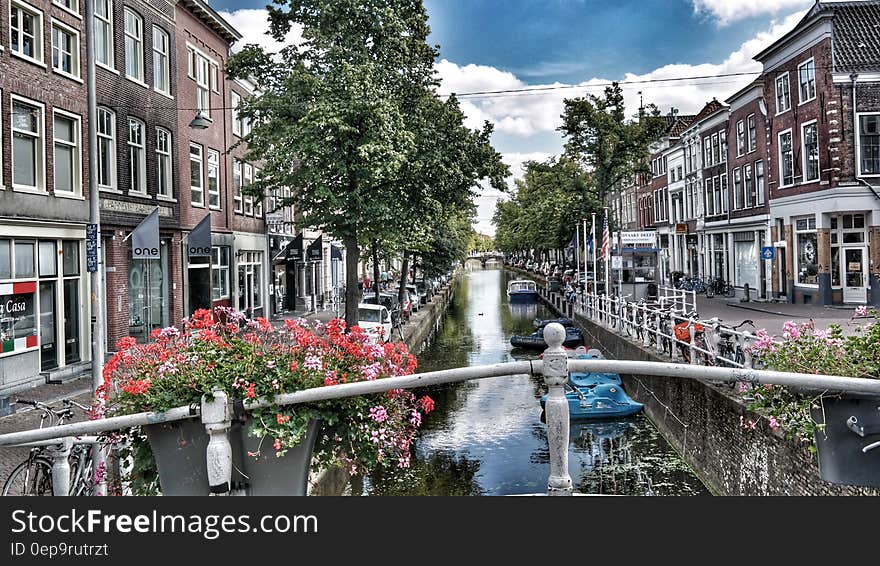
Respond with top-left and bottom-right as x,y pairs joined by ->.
227,0 -> 506,327
559,83 -> 666,204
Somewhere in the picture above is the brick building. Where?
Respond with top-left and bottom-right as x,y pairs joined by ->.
755,1 -> 880,305
0,0 -> 91,391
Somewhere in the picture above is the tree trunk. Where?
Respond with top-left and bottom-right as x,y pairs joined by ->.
371,240 -> 381,304
398,250 -> 410,305
343,234 -> 360,329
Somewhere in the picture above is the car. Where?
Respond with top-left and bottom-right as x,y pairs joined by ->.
361,291 -> 402,325
414,281 -> 431,304
357,303 -> 393,344
406,284 -> 422,312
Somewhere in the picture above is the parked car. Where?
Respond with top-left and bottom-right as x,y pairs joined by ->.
406,284 -> 422,312
357,303 -> 393,344
415,281 -> 431,303
362,291 -> 401,325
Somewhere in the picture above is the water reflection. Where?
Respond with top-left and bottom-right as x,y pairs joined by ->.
363,267 -> 708,496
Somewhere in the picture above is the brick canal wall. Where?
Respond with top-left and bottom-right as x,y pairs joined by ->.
508,266 -> 880,495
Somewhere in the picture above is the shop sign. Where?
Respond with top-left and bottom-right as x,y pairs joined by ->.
0,282 -> 38,356
619,231 -> 657,248
675,223 -> 688,235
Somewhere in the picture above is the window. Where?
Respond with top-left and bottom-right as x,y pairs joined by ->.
11,98 -> 44,191
721,131 -> 727,163
94,0 -> 113,68
155,128 -> 172,198
193,50 -> 211,118
124,9 -> 144,82
705,177 -> 715,217
128,118 -> 146,194
210,62 -> 219,92
152,26 -> 170,95
860,115 -> 880,175
704,136 -> 712,167
96,107 -> 115,189
232,91 -> 242,137
779,130 -> 794,187
798,58 -> 816,103
53,111 -> 80,195
776,73 -> 791,113
755,161 -> 765,205
712,133 -> 720,164
719,173 -> 727,214
243,164 -> 254,215
190,143 -> 204,207
51,21 -> 79,78
53,0 -> 79,14
15,241 -> 35,278
211,246 -> 230,300
733,168 -> 742,210
11,1 -> 43,63
736,120 -> 745,157
207,149 -> 220,209
802,122 -> 819,182
795,216 -> 818,287
744,164 -> 754,208
254,169 -> 262,217
748,114 -> 757,153
233,159 -> 243,213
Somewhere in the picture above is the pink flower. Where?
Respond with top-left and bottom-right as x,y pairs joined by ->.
370,405 -> 388,423
768,416 -> 780,430
782,321 -> 799,340
409,410 -> 422,427
273,438 -> 282,451
855,306 -> 868,318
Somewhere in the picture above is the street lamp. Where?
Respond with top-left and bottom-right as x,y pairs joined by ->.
189,110 -> 211,129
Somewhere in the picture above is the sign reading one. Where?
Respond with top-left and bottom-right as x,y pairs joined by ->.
187,214 -> 212,258
0,282 -> 38,356
131,208 -> 160,260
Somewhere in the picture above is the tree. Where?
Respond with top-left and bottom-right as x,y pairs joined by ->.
227,0 -> 506,328
559,83 -> 666,204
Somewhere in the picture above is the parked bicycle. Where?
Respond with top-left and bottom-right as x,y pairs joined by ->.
675,275 -> 707,294
705,277 -> 735,298
2,399 -> 94,496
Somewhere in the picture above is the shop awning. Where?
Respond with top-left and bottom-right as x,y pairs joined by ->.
331,245 -> 343,260
306,235 -> 323,262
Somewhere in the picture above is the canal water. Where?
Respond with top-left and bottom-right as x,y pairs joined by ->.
361,267 -> 709,496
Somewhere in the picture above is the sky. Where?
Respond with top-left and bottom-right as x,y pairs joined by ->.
208,0 -> 832,236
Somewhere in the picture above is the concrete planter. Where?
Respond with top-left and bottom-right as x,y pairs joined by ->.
811,395 -> 880,488
144,417 -> 320,496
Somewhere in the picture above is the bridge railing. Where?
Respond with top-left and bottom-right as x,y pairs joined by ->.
2,324 -> 878,497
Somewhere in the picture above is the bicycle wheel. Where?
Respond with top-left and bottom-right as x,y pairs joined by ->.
725,284 -> 735,298
69,447 -> 94,496
3,457 -> 54,496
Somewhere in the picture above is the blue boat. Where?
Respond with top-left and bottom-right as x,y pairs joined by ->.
540,350 -> 643,419
507,279 -> 539,303
510,326 -> 584,349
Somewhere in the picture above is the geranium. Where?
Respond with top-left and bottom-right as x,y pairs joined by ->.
102,309 -> 429,487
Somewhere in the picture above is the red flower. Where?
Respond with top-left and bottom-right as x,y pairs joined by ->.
273,438 -> 282,451
289,361 -> 299,372
420,396 -> 435,414
246,383 -> 256,398
122,379 -> 151,396
115,336 -> 138,352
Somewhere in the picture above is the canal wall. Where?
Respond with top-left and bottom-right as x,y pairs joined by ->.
508,266 -> 880,496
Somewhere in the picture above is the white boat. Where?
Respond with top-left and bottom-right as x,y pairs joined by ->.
507,279 -> 538,302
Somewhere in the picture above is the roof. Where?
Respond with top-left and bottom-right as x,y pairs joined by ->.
178,0 -> 242,44
725,79 -> 763,106
829,1 -> 880,72
668,116 -> 695,137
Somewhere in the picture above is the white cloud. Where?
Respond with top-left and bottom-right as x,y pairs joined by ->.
692,0 -> 811,26
473,152 -> 553,236
218,8 -> 303,53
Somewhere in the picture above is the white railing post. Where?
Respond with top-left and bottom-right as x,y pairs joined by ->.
688,319 -> 697,365
46,437 -> 73,496
202,390 -> 233,496
541,323 -> 572,496
670,317 -> 680,362
642,304 -> 651,348
742,332 -> 754,368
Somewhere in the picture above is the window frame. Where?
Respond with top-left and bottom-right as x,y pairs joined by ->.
856,113 -> 880,177
94,0 -> 114,69
794,215 -> 819,288
123,7 -> 144,84
155,127 -> 173,199
747,113 -> 757,153
207,148 -> 220,210
52,0 -> 79,17
127,117 -> 147,195
10,0 -> 45,66
231,90 -> 242,137
733,167 -> 742,210
190,142 -> 205,208
233,159 -> 243,213
776,72 -> 791,114
798,57 -> 816,105
802,120 -> 820,183
10,94 -> 46,192
96,106 -> 116,191
50,18 -> 81,81
755,160 -> 765,206
152,25 -> 171,96
243,163 -> 254,216
778,129 -> 794,188
52,108 -> 82,197
736,120 -> 745,157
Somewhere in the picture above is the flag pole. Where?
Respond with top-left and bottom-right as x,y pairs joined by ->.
591,213 -> 597,295
603,207 -> 610,296
574,223 -> 580,288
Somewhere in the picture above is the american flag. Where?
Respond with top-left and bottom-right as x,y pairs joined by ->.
601,210 -> 610,260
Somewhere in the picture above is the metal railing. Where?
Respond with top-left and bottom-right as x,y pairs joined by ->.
2,323 -> 879,497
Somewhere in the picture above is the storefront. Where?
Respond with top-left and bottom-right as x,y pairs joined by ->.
233,232 -> 269,318
127,238 -> 172,343
614,230 -> 659,300
0,229 -> 88,391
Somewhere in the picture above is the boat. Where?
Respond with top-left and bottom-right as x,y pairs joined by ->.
533,317 -> 575,329
540,382 -> 644,420
510,326 -> 584,349
539,349 -> 643,419
507,279 -> 539,302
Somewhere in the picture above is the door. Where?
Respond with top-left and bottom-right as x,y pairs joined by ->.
843,248 -> 867,304
63,279 -> 80,364
39,281 -> 58,371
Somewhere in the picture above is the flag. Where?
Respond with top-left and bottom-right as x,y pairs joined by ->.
588,219 -> 595,255
601,210 -> 610,261
187,214 -> 212,258
131,207 -> 160,260
566,230 -> 577,249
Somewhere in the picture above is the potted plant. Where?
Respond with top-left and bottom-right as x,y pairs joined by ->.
745,313 -> 880,488
100,308 -> 435,495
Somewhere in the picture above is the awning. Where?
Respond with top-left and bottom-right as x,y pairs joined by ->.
331,245 -> 343,260
273,233 -> 304,264
306,235 -> 323,262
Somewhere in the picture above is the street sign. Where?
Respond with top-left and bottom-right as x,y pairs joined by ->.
86,223 -> 98,273
761,246 -> 775,261
611,256 -> 623,269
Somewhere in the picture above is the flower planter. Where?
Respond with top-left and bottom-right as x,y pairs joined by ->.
811,395 -> 880,488
144,417 -> 320,496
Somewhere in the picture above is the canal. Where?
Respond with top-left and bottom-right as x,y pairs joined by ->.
361,267 -> 709,496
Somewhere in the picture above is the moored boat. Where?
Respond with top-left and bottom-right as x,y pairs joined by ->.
510,326 -> 584,349
507,279 -> 538,302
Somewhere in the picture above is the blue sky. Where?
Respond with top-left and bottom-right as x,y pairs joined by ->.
212,0 -> 821,234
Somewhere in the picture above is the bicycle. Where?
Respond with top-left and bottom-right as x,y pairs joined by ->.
2,399 -> 94,496
705,277 -> 735,298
